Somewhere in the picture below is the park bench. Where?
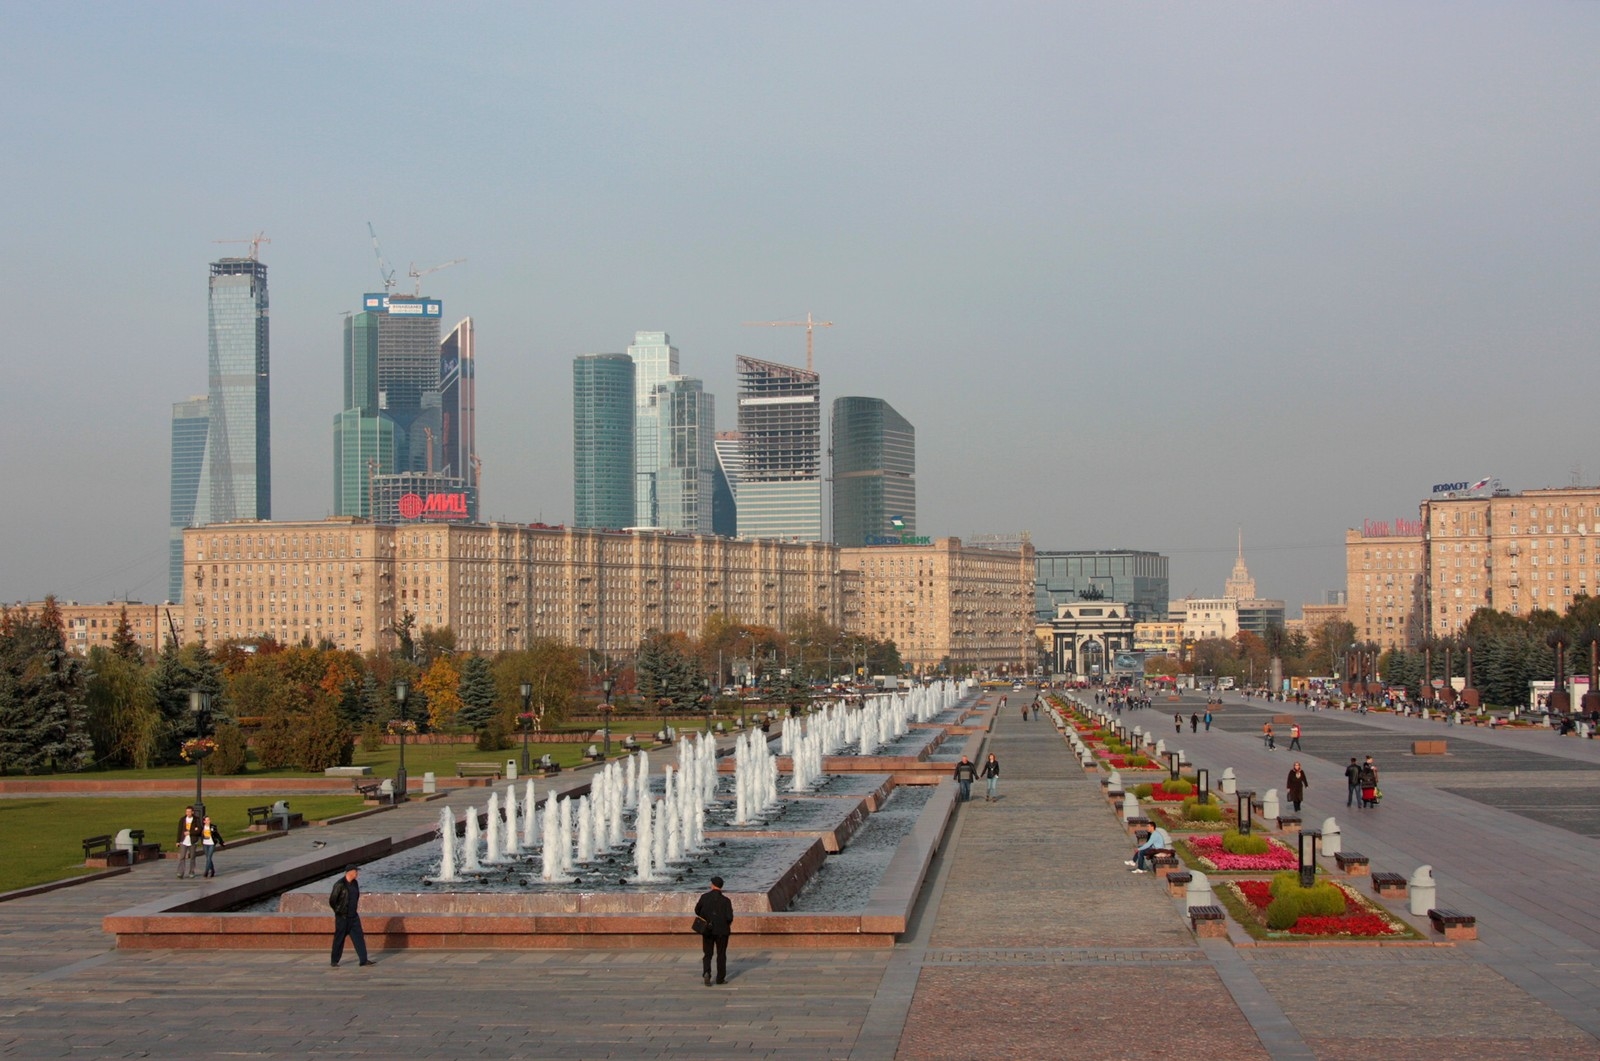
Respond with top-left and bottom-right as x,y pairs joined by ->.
1334,852 -> 1370,876
456,762 -> 504,779
583,745 -> 605,763
1371,871 -> 1407,899
621,736 -> 638,751
247,802 -> 304,831
82,835 -> 122,866
1276,815 -> 1302,832
356,779 -> 396,804
1151,850 -> 1181,877
1166,869 -> 1193,898
1188,904 -> 1228,938
537,755 -> 562,777
1427,908 -> 1477,940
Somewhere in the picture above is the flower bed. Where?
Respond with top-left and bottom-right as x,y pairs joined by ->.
1149,804 -> 1233,832
1180,832 -> 1297,872
1222,879 -> 1420,940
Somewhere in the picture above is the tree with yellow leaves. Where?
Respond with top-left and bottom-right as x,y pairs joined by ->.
419,654 -> 464,730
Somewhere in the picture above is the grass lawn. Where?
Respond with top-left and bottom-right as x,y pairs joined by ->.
0,794 -> 367,894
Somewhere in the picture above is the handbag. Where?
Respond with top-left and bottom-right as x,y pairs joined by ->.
691,915 -> 709,936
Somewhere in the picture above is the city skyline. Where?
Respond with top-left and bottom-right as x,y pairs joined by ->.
6,5 -> 1600,613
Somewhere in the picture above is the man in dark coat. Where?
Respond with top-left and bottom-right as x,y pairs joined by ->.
695,876 -> 735,985
953,756 -> 977,802
329,865 -> 374,967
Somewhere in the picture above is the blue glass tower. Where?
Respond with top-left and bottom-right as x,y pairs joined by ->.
207,258 -> 271,522
573,353 -> 636,529
169,396 -> 210,601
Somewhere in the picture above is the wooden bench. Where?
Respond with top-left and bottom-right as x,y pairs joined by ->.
356,779 -> 396,804
1371,871 -> 1407,898
1276,815 -> 1302,832
1334,852 -> 1370,876
1166,870 -> 1193,898
456,762 -> 504,778
1151,850 -> 1181,877
247,805 -> 304,831
1126,815 -> 1152,832
1428,907 -> 1477,940
82,835 -> 121,866
1189,904 -> 1228,938
582,746 -> 605,763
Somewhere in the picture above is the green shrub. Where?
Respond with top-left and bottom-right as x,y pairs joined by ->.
205,724 -> 250,775
1221,830 -> 1270,855
1184,801 -> 1223,822
1125,755 -> 1151,767
1265,881 -> 1346,929
1133,783 -> 1155,798
1161,778 -> 1193,795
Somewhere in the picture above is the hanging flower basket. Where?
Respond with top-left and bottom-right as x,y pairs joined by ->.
180,737 -> 218,763
386,719 -> 418,735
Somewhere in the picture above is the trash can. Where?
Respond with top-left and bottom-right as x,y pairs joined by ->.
1319,818 -> 1341,857
1408,865 -> 1436,916
506,760 -> 518,781
423,771 -> 437,794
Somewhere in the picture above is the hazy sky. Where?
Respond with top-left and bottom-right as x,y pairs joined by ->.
4,3 -> 1598,615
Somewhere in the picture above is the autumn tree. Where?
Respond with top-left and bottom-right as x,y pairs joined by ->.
419,654 -> 464,729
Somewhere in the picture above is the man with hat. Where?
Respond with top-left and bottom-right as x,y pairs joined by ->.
694,875 -> 735,985
328,864 -> 374,967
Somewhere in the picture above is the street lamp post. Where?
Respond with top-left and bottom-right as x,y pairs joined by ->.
601,676 -> 615,760
394,679 -> 409,802
520,681 -> 533,773
188,689 -> 211,824
705,677 -> 715,734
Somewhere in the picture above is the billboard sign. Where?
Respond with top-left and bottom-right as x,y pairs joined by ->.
398,492 -> 470,521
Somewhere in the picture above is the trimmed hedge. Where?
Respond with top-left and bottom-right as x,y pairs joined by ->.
1184,801 -> 1223,822
1265,877 -> 1347,929
1221,829 -> 1270,855
1162,778 -> 1193,795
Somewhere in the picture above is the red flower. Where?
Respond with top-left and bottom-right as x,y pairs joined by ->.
1292,914 -> 1396,937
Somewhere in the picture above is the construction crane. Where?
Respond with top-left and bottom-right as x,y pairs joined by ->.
422,426 -> 435,474
213,231 -> 271,260
742,311 -> 832,372
408,258 -> 465,296
367,222 -> 397,295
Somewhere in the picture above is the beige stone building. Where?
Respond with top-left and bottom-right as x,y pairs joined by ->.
180,521 -> 1034,674
1134,620 -> 1183,656
1420,487 -> 1600,637
839,537 -> 1035,675
8,600 -> 172,658
1346,527 -> 1425,651
1172,597 -> 1240,642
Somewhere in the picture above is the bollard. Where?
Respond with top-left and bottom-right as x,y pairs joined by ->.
1220,767 -> 1236,796
1262,788 -> 1279,820
1408,865 -> 1436,916
423,771 -> 437,794
1319,817 -> 1341,857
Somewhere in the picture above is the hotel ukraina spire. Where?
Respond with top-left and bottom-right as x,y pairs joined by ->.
1223,529 -> 1257,600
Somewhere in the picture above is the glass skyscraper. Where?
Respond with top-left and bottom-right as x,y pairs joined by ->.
206,258 -> 270,522
831,397 -> 915,547
168,396 -> 210,602
735,356 -> 822,541
628,331 -> 679,527
573,353 -> 636,529
656,377 -> 716,534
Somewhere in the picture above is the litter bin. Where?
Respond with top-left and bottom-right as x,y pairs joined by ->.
1408,865 -> 1436,916
423,771 -> 437,794
506,760 -> 518,781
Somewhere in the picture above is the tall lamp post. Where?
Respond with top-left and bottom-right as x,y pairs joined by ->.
394,679 -> 410,802
188,689 -> 211,824
520,681 -> 533,773
601,676 -> 615,760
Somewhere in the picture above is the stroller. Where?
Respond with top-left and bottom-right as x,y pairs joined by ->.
1361,785 -> 1380,808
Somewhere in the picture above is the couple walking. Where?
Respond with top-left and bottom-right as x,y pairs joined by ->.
952,754 -> 1002,802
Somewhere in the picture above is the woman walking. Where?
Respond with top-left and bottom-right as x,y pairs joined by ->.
981,753 -> 1001,802
200,815 -> 226,878
1286,763 -> 1308,813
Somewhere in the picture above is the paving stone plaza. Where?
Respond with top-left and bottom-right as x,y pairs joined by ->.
3,689 -> 1599,1059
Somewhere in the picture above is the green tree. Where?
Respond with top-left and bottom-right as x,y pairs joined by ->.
110,606 -> 144,664
84,646 -> 162,768
457,654 -> 498,731
494,640 -> 583,730
0,599 -> 94,774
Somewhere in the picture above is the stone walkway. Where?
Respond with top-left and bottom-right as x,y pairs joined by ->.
1,692 -> 1599,1059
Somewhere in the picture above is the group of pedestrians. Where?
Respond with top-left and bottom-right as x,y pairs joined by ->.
175,805 -> 225,879
1346,755 -> 1381,808
952,753 -> 1002,802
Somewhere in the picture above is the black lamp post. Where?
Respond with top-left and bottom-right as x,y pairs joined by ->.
394,679 -> 409,802
1196,767 -> 1210,807
601,676 -> 615,761
188,689 -> 211,824
1297,830 -> 1321,889
1237,790 -> 1254,835
520,681 -> 533,773
705,677 -> 715,734
1166,750 -> 1181,782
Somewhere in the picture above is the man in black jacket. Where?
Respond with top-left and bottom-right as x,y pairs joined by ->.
695,876 -> 735,985
329,865 -> 374,967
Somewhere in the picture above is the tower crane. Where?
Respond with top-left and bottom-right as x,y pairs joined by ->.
213,231 -> 271,260
367,222 -> 397,295
408,258 -> 465,296
741,311 -> 832,372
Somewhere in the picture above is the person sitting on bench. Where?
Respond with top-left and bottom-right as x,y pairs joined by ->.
1126,824 -> 1171,874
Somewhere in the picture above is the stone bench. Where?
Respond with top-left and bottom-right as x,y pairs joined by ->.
324,765 -> 372,777
1412,740 -> 1447,755
1126,816 -> 1152,833
1166,870 -> 1193,898
1276,815 -> 1302,832
1334,852 -> 1370,876
1189,904 -> 1228,938
1428,907 -> 1477,940
1151,851 -> 1181,877
456,762 -> 504,778
82,834 -> 122,866
1371,871 -> 1407,898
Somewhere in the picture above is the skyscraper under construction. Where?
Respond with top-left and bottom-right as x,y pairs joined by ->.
735,356 -> 822,541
